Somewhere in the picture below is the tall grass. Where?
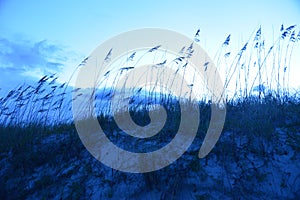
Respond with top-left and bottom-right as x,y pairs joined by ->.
1,25 -> 300,199
0,74 -> 72,127
0,24 -> 299,136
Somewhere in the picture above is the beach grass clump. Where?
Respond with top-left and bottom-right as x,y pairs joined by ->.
0,25 -> 299,199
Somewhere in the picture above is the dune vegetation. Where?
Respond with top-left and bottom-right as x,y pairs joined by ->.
0,25 -> 300,199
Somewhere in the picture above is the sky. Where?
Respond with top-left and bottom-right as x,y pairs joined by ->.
0,0 -> 300,96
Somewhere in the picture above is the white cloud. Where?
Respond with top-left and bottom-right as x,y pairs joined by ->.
0,37 -> 83,96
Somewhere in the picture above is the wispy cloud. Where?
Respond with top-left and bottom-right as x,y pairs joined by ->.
0,38 -> 67,75
0,37 -> 79,96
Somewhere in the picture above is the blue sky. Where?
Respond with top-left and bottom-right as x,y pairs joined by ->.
0,0 -> 300,95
